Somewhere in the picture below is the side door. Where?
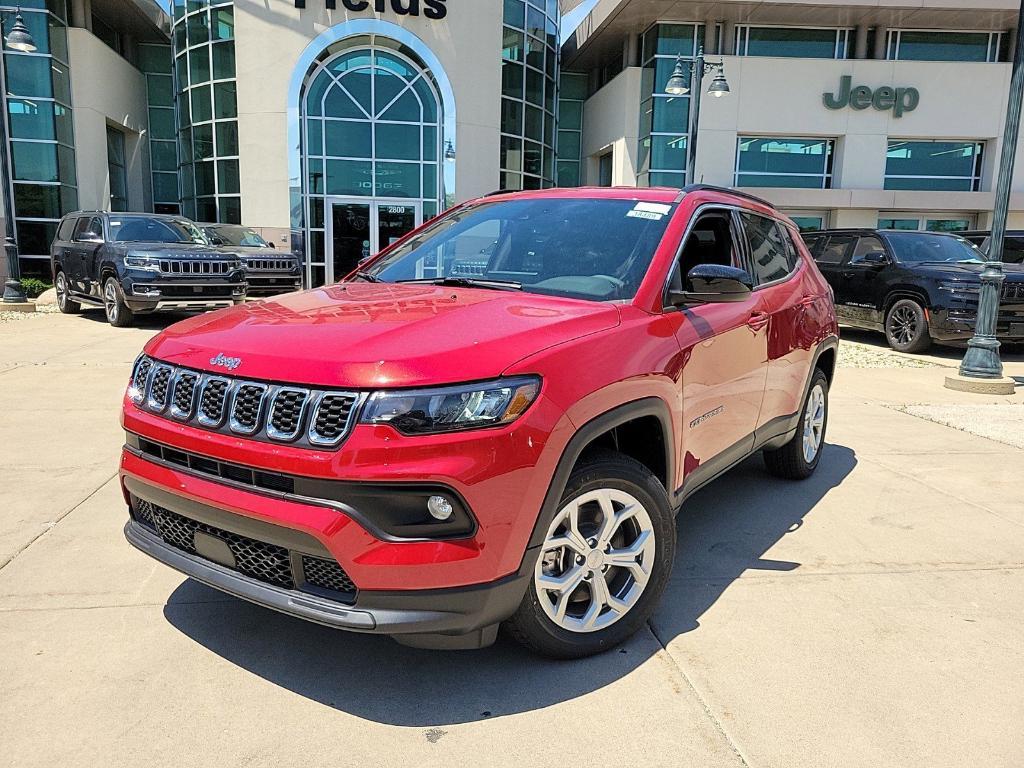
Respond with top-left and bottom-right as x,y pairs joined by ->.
51,216 -> 78,283
841,234 -> 891,327
737,211 -> 813,428
71,216 -> 105,296
669,207 -> 769,493
813,234 -> 856,320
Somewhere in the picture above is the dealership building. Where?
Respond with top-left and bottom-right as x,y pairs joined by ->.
2,0 -> 1024,286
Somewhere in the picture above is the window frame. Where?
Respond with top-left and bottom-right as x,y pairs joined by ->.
738,210 -> 802,287
886,28 -> 1003,62
883,140 -> 984,192
734,24 -> 853,59
734,137 -> 836,189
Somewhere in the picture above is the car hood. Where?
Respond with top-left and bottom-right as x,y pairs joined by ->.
909,261 -> 1024,279
144,283 -> 621,388
122,243 -> 239,259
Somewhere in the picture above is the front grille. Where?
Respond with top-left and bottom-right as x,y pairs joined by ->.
130,357 -> 365,449
450,259 -> 488,277
159,259 -> 239,275
199,378 -> 230,426
134,498 -> 156,527
302,555 -> 356,595
310,394 -> 359,446
148,505 -> 294,589
171,372 -> 199,420
268,389 -> 309,441
134,437 -> 296,495
245,258 -> 293,272
1003,283 -> 1024,302
230,384 -> 267,434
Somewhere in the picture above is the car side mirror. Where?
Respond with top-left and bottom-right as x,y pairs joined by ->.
267,242 -> 276,249
861,251 -> 888,267
210,237 -> 226,246
668,264 -> 755,306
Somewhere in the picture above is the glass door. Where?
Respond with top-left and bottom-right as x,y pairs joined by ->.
325,198 -> 421,284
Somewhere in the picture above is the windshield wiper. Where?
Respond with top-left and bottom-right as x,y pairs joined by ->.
352,271 -> 382,283
395,277 -> 523,291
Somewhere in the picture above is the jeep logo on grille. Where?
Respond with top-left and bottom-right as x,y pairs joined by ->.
210,353 -> 243,371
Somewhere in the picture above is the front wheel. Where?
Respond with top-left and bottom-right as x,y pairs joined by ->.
103,276 -> 134,328
885,298 -> 932,353
505,451 -> 676,659
54,271 -> 80,314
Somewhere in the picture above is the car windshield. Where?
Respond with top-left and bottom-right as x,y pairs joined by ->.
205,225 -> 270,248
884,232 -> 986,264
109,216 -> 208,244
363,198 -> 676,301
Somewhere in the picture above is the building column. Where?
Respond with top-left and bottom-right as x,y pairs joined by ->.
1009,28 -> 1018,63
69,0 -> 87,28
873,25 -> 888,59
704,19 -> 717,54
721,21 -> 735,56
854,24 -> 869,59
624,32 -> 638,69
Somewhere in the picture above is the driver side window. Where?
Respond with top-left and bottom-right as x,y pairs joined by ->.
850,236 -> 885,265
73,217 -> 103,243
671,209 -> 740,291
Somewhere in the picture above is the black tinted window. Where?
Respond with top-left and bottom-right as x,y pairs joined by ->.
73,217 -> 102,241
56,217 -> 77,242
740,213 -> 794,284
802,233 -> 824,257
884,232 -> 984,263
816,235 -> 855,265
851,236 -> 885,263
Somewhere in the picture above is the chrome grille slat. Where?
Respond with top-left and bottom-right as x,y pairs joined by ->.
129,356 -> 362,449
245,259 -> 293,272
158,259 -> 239,275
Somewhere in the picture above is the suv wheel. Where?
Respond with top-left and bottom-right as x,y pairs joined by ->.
885,298 -> 931,353
764,368 -> 829,480
54,271 -> 80,314
103,276 -> 134,328
506,451 -> 675,659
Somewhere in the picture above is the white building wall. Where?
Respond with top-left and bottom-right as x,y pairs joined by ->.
580,67 -> 641,185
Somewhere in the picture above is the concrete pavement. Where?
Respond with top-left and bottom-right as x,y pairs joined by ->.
1,310 -> 1022,767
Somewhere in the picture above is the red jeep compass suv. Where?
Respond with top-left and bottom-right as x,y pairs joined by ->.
122,186 -> 838,658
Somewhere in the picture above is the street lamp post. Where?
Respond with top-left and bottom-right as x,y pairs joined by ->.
1,9 -> 36,304
950,1 -> 1024,391
665,46 -> 729,185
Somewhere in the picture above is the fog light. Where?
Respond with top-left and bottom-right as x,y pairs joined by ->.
427,495 -> 454,521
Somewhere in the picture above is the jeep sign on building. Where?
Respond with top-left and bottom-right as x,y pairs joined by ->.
5,0 -> 1024,284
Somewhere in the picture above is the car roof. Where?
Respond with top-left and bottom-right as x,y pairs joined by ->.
475,184 -> 778,214
64,211 -> 191,221
811,228 -> 965,237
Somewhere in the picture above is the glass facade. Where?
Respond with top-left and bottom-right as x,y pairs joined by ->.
638,23 -> 702,189
734,26 -> 852,59
735,137 -> 835,189
884,140 -> 984,191
555,71 -> 585,187
105,125 -> 127,211
878,215 -> 974,232
3,0 -> 77,277
887,30 -> 1004,62
172,0 -> 239,223
138,43 -> 179,214
500,0 -> 559,190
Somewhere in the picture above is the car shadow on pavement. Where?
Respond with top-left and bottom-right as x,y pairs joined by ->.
76,307 -> 189,330
162,443 -> 856,726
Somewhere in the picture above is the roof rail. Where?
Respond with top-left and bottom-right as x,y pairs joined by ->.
679,184 -> 775,208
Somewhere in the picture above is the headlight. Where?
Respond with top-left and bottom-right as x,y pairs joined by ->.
939,281 -> 980,295
124,256 -> 160,272
361,376 -> 541,435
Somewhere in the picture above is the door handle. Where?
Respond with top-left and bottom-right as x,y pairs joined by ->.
747,311 -> 770,331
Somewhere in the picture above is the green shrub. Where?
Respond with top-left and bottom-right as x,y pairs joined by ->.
19,278 -> 51,299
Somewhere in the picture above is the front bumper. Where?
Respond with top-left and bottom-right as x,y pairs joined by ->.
122,271 -> 246,312
930,306 -> 1024,342
245,273 -> 302,297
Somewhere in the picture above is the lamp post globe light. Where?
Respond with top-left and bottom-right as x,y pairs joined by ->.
665,47 -> 730,185
946,0 -> 1024,394
1,9 -> 36,305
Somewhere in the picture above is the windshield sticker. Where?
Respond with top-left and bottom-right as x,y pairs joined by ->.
634,202 -> 672,215
627,210 -> 665,221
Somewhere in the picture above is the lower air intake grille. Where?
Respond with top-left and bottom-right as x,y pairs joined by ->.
302,555 -> 357,595
134,498 -> 156,527
148,505 -> 295,590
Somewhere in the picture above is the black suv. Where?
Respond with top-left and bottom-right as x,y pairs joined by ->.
200,223 -> 302,297
803,228 -> 1024,353
51,212 -> 246,327
960,230 -> 1024,264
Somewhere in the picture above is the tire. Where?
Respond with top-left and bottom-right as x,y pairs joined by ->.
763,368 -> 829,481
885,298 -> 932,353
54,270 -> 80,314
505,450 -> 676,659
103,276 -> 134,328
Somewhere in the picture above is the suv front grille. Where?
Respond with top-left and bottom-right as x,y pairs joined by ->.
245,258 -> 293,272
1003,283 -> 1024,302
131,497 -> 357,600
129,355 -> 364,449
159,259 -> 239,275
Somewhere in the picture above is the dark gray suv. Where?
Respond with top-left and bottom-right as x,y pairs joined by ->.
50,212 -> 246,327
200,223 -> 302,297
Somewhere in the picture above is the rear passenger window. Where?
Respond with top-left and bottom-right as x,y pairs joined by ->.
816,235 -> 855,265
56,217 -> 77,242
739,212 -> 795,284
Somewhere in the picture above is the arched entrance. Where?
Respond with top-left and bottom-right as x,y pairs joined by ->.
299,36 -> 446,287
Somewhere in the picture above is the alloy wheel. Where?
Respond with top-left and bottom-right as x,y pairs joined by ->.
104,281 -> 118,323
888,305 -> 918,346
55,273 -> 67,310
534,488 -> 656,633
802,383 -> 826,463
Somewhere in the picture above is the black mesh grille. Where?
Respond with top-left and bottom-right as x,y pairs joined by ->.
133,358 -> 153,391
149,505 -> 294,589
1003,283 -> 1024,302
269,390 -> 308,438
231,385 -> 266,432
172,373 -> 199,418
149,367 -> 172,408
200,379 -> 229,423
134,498 -> 156,528
312,395 -> 358,442
302,555 -> 356,595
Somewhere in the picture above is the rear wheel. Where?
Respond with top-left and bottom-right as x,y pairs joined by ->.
103,276 -> 134,328
54,271 -> 80,314
506,451 -> 675,659
764,368 -> 829,480
885,298 -> 932,353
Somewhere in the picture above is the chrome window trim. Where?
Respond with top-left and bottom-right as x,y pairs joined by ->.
229,381 -> 270,436
267,388 -> 313,443
308,391 -> 366,448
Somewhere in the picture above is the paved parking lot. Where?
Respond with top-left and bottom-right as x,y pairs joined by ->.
2,308 -> 1023,767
